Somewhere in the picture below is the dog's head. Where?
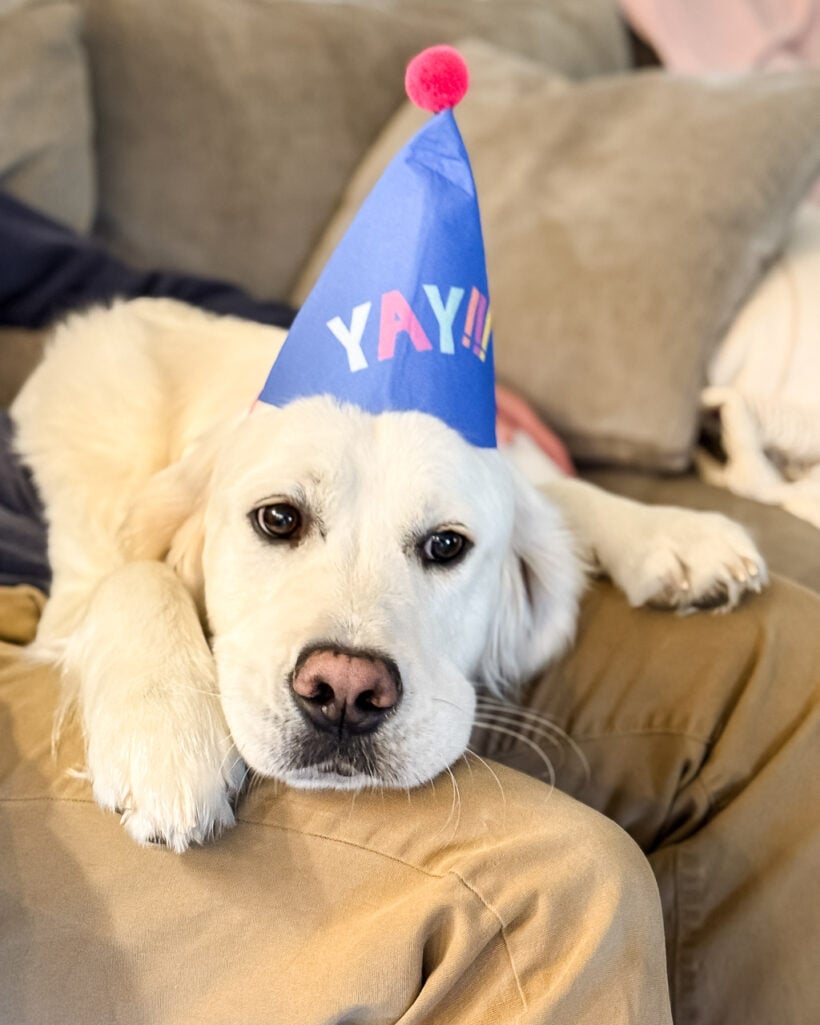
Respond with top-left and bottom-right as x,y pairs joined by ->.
124,396 -> 580,789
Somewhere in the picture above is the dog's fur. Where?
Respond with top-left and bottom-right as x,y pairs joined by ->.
12,299 -> 767,851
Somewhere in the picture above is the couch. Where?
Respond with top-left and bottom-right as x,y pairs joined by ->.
2,1 -> 820,1021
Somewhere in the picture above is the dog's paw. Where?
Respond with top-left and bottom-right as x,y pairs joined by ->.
605,507 -> 767,613
85,696 -> 246,853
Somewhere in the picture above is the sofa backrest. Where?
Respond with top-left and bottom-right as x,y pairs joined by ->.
76,0 -> 628,300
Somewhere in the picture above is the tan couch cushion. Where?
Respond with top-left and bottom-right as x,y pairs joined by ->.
0,1 -> 95,232
293,40 -> 820,471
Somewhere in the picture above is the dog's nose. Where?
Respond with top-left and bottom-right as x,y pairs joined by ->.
291,646 -> 402,735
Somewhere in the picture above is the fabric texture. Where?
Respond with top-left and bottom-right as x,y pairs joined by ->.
4,574 -> 820,1025
293,39 -> 820,471
0,583 -> 671,1025
0,191 -> 295,333
475,574 -> 820,1025
74,0 -> 628,301
0,412 -> 48,593
0,1 -> 95,232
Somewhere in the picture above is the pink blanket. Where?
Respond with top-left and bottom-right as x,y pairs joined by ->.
621,0 -> 820,72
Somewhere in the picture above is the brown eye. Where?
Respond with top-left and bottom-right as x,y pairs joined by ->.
253,503 -> 302,541
421,530 -> 470,566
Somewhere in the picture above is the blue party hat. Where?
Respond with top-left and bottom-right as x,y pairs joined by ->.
258,46 -> 496,448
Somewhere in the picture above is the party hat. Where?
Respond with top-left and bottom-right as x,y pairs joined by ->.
258,45 -> 496,447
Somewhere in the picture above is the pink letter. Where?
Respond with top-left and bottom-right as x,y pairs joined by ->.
378,290 -> 433,361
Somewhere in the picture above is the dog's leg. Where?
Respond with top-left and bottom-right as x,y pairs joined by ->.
62,560 -> 245,851
500,428 -> 767,611
539,477 -> 767,612
697,387 -> 820,530
696,386 -> 787,503
776,465 -> 820,530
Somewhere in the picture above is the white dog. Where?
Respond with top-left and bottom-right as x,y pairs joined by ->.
697,204 -> 820,530
11,299 -> 766,852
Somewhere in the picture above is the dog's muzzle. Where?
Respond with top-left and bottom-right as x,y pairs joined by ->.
290,644 -> 402,737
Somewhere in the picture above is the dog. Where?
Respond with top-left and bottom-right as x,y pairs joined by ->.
11,298 -> 767,852
696,204 -> 820,530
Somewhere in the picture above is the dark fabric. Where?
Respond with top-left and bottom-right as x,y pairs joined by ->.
0,413 -> 48,593
0,192 -> 295,330
0,191 -> 296,591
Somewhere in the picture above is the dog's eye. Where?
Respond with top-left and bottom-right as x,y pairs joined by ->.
253,503 -> 303,541
421,530 -> 470,567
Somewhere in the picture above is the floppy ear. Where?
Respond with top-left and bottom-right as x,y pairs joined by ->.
480,468 -> 584,695
117,424 -> 227,610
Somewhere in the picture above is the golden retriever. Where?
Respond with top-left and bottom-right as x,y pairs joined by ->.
12,298 -> 766,851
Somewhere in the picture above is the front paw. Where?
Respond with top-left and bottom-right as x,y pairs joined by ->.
608,507 -> 767,613
59,560 -> 247,851
85,694 -> 246,853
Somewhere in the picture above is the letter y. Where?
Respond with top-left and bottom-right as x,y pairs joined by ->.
423,286 -> 464,355
327,302 -> 371,372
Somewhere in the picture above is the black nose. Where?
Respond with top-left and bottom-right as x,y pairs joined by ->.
290,645 -> 402,735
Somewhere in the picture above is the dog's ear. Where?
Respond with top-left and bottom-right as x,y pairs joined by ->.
479,469 -> 583,694
118,424 -> 226,608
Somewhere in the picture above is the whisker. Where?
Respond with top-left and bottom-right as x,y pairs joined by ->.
432,696 -> 474,714
475,698 -> 590,782
434,764 -> 462,838
346,786 -> 359,826
169,685 -> 224,697
437,692 -> 588,775
458,751 -> 475,784
474,708 -> 563,753
476,695 -> 570,733
471,719 -> 556,790
235,761 -> 253,796
463,748 -> 507,807
217,743 -> 244,781
246,769 -> 266,796
449,764 -> 462,833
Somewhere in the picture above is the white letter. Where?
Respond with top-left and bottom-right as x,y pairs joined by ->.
423,285 -> 464,355
327,302 -> 372,371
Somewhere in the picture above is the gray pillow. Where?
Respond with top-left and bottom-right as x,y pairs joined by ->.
293,41 -> 820,471
0,1 -> 95,232
76,0 -> 628,301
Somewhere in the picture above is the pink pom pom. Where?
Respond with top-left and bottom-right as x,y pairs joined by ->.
405,46 -> 469,113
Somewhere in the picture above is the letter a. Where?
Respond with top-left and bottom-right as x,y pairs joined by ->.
327,302 -> 371,372
378,290 -> 433,361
